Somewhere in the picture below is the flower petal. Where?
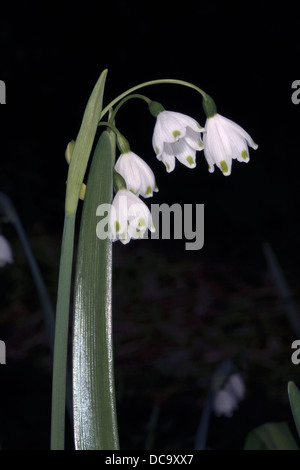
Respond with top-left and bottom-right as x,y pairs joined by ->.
185,127 -> 204,151
157,143 -> 176,172
172,139 -> 197,169
217,114 -> 258,149
115,151 -> 158,198
109,189 -> 155,243
154,111 -> 202,144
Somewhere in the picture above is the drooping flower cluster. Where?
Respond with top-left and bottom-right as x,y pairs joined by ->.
109,149 -> 157,244
152,107 -> 258,176
108,94 -> 258,244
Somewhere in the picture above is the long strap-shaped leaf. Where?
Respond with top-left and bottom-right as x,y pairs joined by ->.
51,70 -> 108,450
66,69 -> 107,216
288,381 -> 300,440
72,130 -> 119,450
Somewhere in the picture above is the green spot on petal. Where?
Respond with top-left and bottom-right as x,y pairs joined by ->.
115,221 -> 120,232
155,146 -> 160,154
186,156 -> 194,166
146,185 -> 152,195
220,160 -> 229,174
138,217 -> 146,228
241,149 -> 249,160
172,129 -> 181,139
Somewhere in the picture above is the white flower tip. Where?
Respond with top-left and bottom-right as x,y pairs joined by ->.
119,236 -> 130,245
164,161 -> 173,173
198,139 -> 204,149
150,221 -> 156,233
241,150 -> 250,162
154,145 -> 160,156
144,184 -> 158,198
220,160 -> 231,176
185,155 -> 196,168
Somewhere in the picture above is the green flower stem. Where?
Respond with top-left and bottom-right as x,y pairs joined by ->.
51,211 -> 76,450
100,79 -> 207,121
98,121 -> 130,154
194,391 -> 215,450
98,121 -> 122,142
106,93 -> 151,124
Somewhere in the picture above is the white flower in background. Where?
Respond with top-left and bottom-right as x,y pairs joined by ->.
213,373 -> 245,418
109,189 -> 155,244
225,373 -> 246,401
152,111 -> 204,172
203,113 -> 258,176
0,234 -> 13,267
114,151 -> 158,198
213,389 -> 238,418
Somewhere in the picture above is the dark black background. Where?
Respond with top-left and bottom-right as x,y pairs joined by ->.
1,1 -> 299,258
1,0 -> 300,450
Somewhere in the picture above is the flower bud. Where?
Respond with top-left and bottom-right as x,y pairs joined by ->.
65,140 -> 75,164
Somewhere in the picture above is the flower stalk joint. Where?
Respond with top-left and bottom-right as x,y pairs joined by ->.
148,100 -> 165,117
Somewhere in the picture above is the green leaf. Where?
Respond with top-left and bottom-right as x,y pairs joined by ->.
288,381 -> 300,439
51,70 -> 108,450
244,422 -> 299,450
72,130 -> 119,450
66,69 -> 107,216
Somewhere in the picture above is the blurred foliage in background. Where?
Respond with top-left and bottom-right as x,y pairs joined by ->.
1,229 -> 299,449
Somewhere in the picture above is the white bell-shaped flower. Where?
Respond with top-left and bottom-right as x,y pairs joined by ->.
0,235 -> 13,267
114,151 -> 158,198
213,389 -> 239,418
152,110 -> 204,172
109,189 -> 155,244
203,113 -> 258,176
225,373 -> 246,400
213,372 -> 245,418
